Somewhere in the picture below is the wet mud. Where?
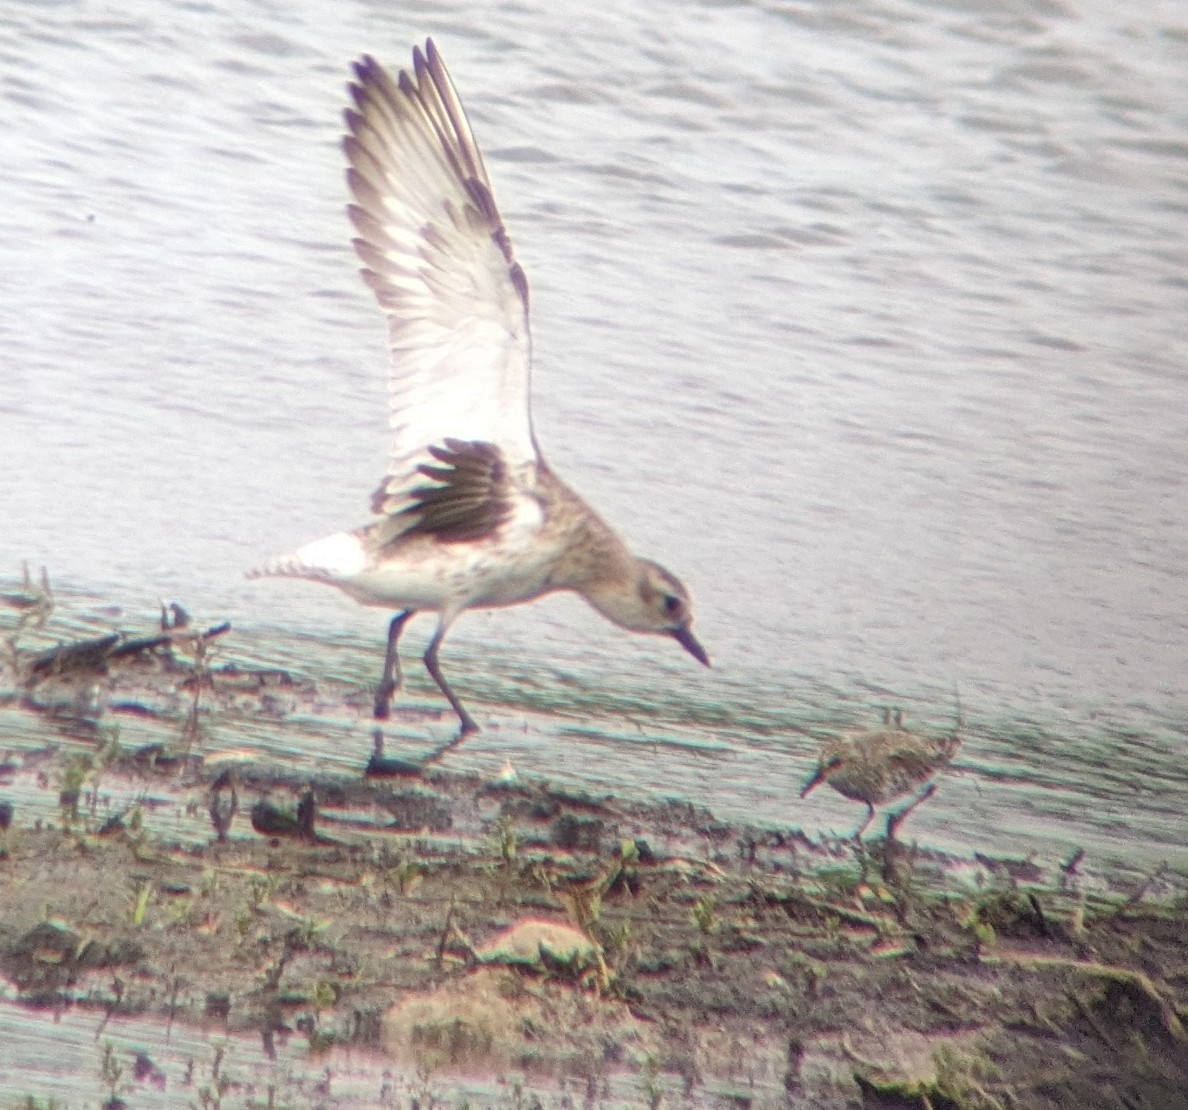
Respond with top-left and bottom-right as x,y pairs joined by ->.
1,586 -> 1186,1108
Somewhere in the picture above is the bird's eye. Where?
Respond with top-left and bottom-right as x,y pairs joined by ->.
662,594 -> 682,617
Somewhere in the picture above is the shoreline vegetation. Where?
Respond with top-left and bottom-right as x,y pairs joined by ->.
2,572 -> 1186,1108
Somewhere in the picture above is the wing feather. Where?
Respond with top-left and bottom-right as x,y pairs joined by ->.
345,42 -> 536,518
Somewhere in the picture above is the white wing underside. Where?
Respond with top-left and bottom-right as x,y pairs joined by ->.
344,44 -> 536,514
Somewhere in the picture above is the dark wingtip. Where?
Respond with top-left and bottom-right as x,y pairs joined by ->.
351,54 -> 379,87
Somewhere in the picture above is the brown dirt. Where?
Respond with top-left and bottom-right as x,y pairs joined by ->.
2,602 -> 1187,1108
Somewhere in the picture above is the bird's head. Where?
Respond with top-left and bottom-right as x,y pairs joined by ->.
584,558 -> 709,666
800,752 -> 844,798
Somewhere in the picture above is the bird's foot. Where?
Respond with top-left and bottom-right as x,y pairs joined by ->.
886,783 -> 937,841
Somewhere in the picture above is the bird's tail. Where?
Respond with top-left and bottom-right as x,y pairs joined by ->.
247,532 -> 366,583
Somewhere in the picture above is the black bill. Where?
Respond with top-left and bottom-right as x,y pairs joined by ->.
670,624 -> 710,667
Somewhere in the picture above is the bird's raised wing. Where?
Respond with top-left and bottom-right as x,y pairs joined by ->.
344,42 -> 536,518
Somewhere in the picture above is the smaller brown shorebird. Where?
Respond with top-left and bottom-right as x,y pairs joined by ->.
800,704 -> 961,840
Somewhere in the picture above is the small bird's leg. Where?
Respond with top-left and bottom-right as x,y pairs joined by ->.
886,783 -> 937,842
852,802 -> 876,843
374,609 -> 415,719
423,621 -> 479,737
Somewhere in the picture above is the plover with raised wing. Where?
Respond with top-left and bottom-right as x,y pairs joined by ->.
800,705 -> 961,841
252,41 -> 709,737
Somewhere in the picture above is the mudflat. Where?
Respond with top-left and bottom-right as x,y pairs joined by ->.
1,589 -> 1185,1108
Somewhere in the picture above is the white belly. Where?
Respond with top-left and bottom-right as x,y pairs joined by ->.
265,495 -> 560,614
340,540 -> 558,612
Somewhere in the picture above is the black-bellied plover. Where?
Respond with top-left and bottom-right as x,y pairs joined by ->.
799,705 -> 960,840
253,41 -> 709,737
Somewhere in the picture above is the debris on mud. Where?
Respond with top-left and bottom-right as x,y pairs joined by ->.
1,594 -> 1186,1108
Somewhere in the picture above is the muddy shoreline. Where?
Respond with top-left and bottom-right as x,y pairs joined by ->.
2,595 -> 1186,1108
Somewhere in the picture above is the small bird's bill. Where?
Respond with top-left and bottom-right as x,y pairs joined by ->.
799,767 -> 826,799
670,625 -> 710,666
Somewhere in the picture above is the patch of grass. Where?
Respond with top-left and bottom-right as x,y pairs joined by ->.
932,1043 -> 1004,1109
386,856 -> 427,895
97,1041 -> 127,1106
129,879 -> 153,927
691,896 -> 719,936
57,754 -> 91,823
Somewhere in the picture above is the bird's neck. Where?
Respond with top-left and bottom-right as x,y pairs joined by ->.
535,464 -> 638,601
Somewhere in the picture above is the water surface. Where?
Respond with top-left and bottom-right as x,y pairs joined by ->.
1,0 -> 1186,873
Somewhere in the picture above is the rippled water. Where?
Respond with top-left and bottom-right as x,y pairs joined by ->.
2,0 -> 1186,873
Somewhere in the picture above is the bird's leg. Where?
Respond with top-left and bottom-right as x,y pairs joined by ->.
852,803 -> 876,843
374,610 -> 415,719
886,783 -> 937,842
423,621 -> 479,737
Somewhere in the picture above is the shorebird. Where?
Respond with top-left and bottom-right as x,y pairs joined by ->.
252,41 -> 709,737
799,705 -> 961,840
